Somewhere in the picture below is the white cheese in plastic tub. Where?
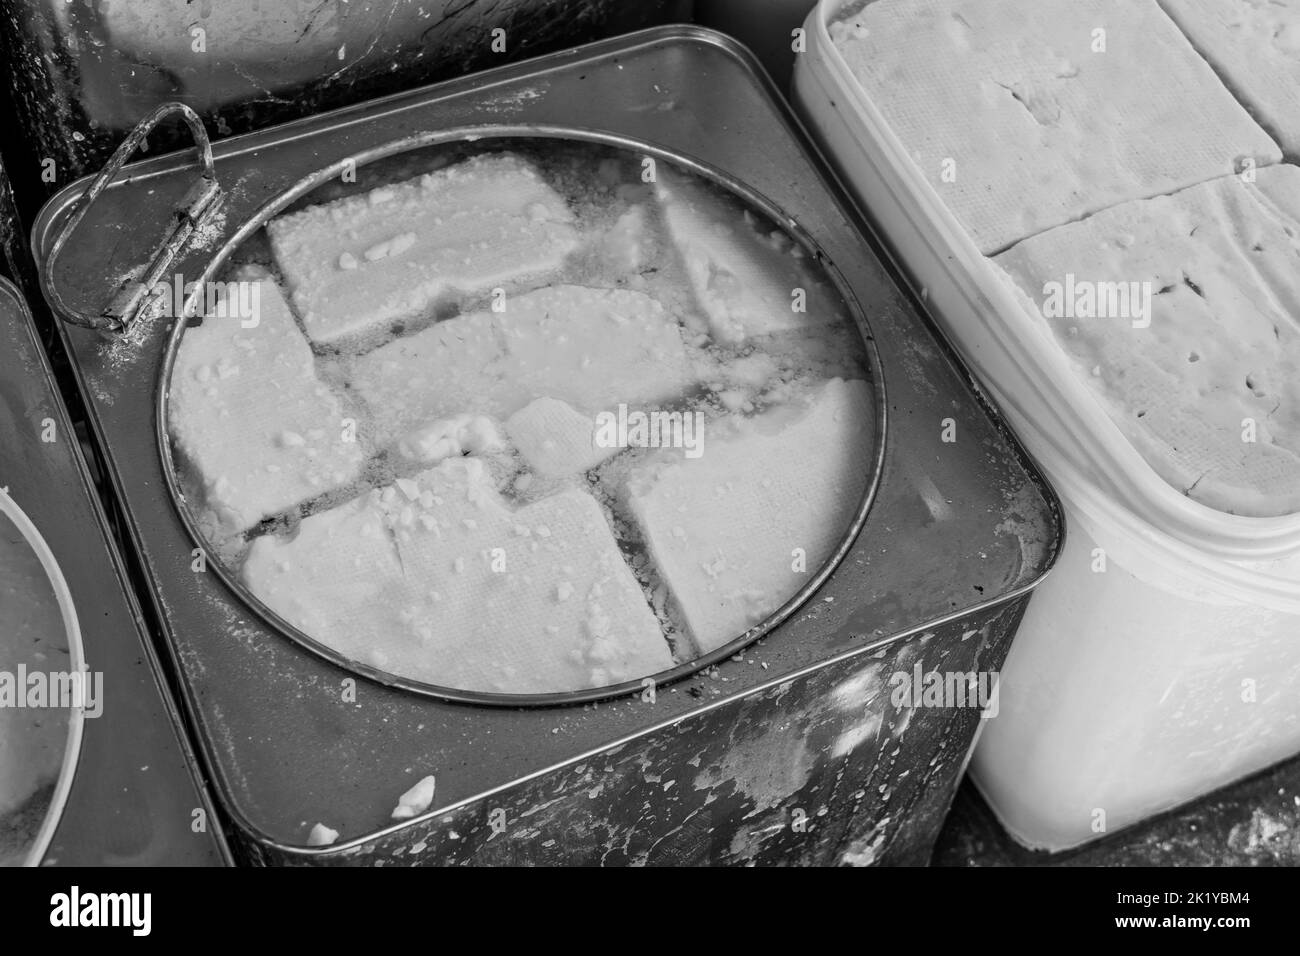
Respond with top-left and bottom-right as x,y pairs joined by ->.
792,0 -> 1300,558
792,0 -> 1300,848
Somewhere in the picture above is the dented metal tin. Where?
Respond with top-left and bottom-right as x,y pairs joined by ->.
0,278 -> 229,865
32,27 -> 1062,865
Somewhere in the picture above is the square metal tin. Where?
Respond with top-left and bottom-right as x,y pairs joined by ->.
32,27 -> 1061,865
0,277 -> 229,865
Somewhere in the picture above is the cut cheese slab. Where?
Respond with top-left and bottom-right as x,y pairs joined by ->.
1158,0 -> 1300,158
242,458 -> 672,693
831,0 -> 1282,254
386,459 -> 671,693
267,153 -> 580,343
994,166 -> 1300,516
239,488 -> 410,664
624,378 -> 874,654
169,276 -> 364,534
350,285 -> 693,448
0,514 -> 69,824
506,397 -> 616,478
655,165 -> 837,344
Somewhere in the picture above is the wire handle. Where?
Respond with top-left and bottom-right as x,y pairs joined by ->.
44,102 -> 223,332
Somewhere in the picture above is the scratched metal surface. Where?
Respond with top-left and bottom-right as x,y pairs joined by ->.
0,279 -> 230,865
32,28 -> 1061,864
257,604 -> 1026,866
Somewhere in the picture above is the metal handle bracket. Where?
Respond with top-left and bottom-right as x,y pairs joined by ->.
45,102 -> 223,333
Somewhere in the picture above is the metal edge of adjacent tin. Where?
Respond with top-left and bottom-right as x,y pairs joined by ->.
28,25 -> 1065,855
0,445 -> 85,867
0,277 -> 232,866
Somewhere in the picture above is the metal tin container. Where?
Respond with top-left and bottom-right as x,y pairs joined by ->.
0,0 -> 691,213
33,27 -> 1061,866
0,278 -> 229,865
0,155 -> 35,295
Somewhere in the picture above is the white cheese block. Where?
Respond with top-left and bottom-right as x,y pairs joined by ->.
0,515 -> 69,821
595,204 -> 654,274
306,823 -> 339,846
624,378 -> 874,654
386,459 -> 672,693
1158,0 -> 1300,158
655,165 -> 837,344
239,487 -> 410,666
242,458 -> 672,693
169,276 -> 364,535
994,165 -> 1300,516
396,414 -> 505,467
506,397 -> 616,478
350,285 -> 693,448
267,153 -> 580,344
831,0 -> 1283,254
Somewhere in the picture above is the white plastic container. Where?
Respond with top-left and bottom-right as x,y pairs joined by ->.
793,0 -> 1300,850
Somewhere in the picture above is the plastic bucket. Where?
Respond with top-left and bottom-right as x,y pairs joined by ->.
972,439 -> 1300,849
792,0 -> 1300,849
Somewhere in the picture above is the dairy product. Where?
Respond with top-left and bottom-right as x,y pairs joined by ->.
656,165 -> 836,343
624,378 -> 874,653
1159,0 -> 1300,158
995,166 -> 1300,516
390,775 -> 437,820
243,458 -> 673,693
397,415 -> 506,467
831,0 -> 1282,254
350,284 -> 693,448
169,275 -> 364,535
182,145 -> 874,694
239,486 -> 411,664
307,823 -> 340,846
506,397 -> 616,478
268,154 -> 580,343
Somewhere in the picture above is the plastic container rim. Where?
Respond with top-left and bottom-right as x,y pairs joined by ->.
800,0 -> 1300,559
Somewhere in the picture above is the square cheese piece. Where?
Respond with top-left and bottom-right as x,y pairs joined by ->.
242,458 -> 672,693
1158,0 -> 1300,158
384,458 -> 671,693
350,285 -> 693,448
624,378 -> 874,654
993,165 -> 1300,516
831,0 -> 1282,254
267,153 -> 580,344
655,165 -> 839,344
506,397 -> 617,478
169,276 -> 364,534
240,489 -> 411,666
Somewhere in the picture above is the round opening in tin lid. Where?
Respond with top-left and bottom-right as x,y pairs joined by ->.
159,132 -> 885,705
0,490 -> 84,867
